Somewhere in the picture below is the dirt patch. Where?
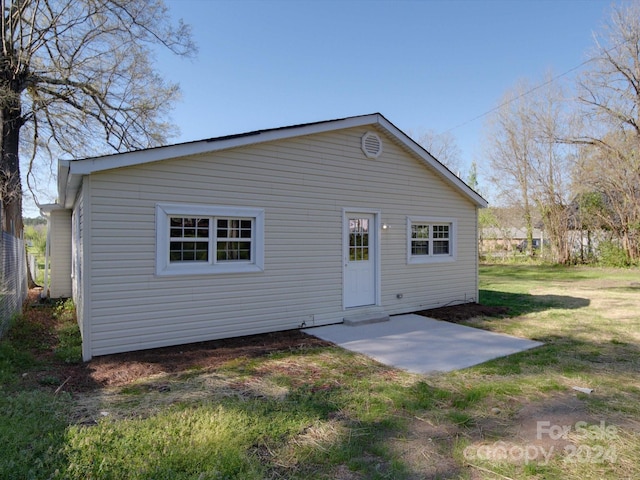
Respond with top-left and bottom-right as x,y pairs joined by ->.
390,393 -> 601,474
511,393 -> 595,450
459,392 -> 608,469
388,417 -> 463,479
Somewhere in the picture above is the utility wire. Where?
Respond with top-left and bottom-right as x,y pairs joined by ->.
444,59 -> 594,134
444,36 -> 628,133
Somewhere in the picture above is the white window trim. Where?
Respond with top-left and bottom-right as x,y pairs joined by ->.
407,216 -> 457,264
156,203 -> 265,276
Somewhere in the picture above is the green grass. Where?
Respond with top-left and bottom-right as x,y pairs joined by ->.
64,402 -> 289,479
52,299 -> 82,363
2,265 -> 640,479
0,391 -> 71,478
0,314 -> 41,385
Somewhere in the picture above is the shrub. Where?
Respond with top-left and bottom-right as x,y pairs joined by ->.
597,240 -> 633,267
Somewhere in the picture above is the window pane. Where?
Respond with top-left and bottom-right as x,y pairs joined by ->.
412,241 -> 429,255
411,224 -> 430,239
349,218 -> 370,262
170,240 -> 209,262
216,244 -> 226,261
169,217 -> 210,263
240,226 -> 252,238
217,241 -> 252,262
184,219 -> 195,236
228,219 -> 239,238
217,218 -> 253,239
196,219 -> 209,237
433,225 -> 449,239
217,219 -> 228,238
215,218 -> 254,262
170,217 -> 209,239
433,241 -> 450,255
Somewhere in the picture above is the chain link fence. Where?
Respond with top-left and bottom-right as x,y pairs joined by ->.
1,230 -> 28,337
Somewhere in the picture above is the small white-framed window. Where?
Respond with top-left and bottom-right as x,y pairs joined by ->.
156,203 -> 264,276
407,216 -> 456,264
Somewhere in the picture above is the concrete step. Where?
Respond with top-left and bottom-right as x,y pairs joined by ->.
343,311 -> 390,326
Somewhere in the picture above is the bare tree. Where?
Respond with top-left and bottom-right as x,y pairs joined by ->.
572,134 -> 640,261
528,76 -> 574,263
0,0 -> 195,234
485,74 -> 575,263
484,80 -> 537,256
573,1 -> 640,261
415,129 -> 463,176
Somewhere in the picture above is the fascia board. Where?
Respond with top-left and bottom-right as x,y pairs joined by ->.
67,114 -> 382,176
57,159 -> 84,209
375,116 -> 488,208
39,203 -> 66,215
57,160 -> 70,207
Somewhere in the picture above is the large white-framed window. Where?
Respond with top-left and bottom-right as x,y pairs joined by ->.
156,203 -> 265,276
407,216 -> 457,264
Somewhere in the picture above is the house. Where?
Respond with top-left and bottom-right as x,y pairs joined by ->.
481,227 -> 546,254
41,113 -> 487,361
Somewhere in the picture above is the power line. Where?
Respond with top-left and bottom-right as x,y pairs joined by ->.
445,35 -> 631,133
444,58 -> 594,134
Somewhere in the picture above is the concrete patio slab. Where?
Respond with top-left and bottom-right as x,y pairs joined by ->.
303,314 -> 543,374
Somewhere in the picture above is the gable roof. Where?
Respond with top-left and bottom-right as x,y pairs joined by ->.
56,113 -> 487,208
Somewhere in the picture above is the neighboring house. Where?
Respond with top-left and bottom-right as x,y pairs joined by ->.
481,227 -> 545,254
41,113 -> 487,361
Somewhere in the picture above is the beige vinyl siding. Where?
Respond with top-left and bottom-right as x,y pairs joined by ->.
48,209 -> 72,298
85,126 -> 479,357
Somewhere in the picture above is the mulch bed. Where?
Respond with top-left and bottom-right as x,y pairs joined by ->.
19,292 -> 508,393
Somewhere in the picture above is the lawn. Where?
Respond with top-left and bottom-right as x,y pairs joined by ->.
1,265 -> 639,479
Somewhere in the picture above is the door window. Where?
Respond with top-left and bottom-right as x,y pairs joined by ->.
349,218 -> 370,261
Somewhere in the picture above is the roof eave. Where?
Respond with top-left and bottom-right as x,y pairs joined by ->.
57,159 -> 82,209
39,203 -> 67,215
66,113 -> 384,176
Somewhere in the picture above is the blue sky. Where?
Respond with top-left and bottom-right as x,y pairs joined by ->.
25,0 -> 616,216
157,0 -> 612,177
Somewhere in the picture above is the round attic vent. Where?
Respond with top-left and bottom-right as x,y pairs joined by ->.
361,131 -> 383,159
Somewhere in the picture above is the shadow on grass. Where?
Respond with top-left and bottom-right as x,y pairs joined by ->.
479,289 -> 590,316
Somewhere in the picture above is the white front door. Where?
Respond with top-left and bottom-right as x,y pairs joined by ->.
344,213 -> 377,308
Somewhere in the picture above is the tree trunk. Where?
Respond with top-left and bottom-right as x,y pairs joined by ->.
0,102 -> 24,236
0,97 -> 36,286
523,200 -> 534,257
